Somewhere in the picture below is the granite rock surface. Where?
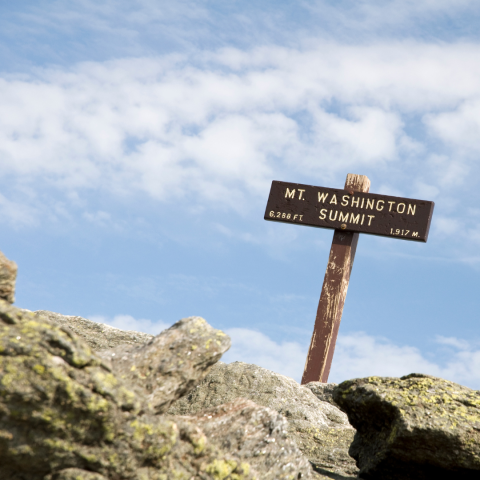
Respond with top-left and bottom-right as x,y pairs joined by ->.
98,316 -> 231,414
180,398 -> 316,480
32,310 -> 153,350
0,250 -> 17,304
305,382 -> 340,408
168,361 -> 358,478
0,300 -> 316,480
333,373 -> 480,479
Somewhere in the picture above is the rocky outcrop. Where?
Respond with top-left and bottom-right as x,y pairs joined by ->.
333,373 -> 480,479
305,382 -> 340,408
32,310 -> 154,350
180,398 -> 316,480
0,300 -> 316,480
0,250 -> 17,304
168,361 -> 358,478
98,316 -> 231,414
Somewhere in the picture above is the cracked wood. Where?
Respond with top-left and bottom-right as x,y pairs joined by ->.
301,174 -> 370,384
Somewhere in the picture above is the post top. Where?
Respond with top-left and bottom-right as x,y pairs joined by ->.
345,173 -> 370,193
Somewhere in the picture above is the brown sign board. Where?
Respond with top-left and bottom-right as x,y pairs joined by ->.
264,180 -> 434,242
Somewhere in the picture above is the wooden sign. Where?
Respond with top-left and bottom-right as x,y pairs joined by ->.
265,181 -> 434,242
263,174 -> 435,385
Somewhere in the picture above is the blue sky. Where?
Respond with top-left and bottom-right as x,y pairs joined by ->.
2,0 -> 480,387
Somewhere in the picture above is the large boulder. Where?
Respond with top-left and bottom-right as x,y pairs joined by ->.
0,300 -> 315,479
179,398 -> 316,480
0,250 -> 17,304
305,382 -> 341,408
168,361 -> 358,478
333,373 -> 480,479
32,310 -> 154,350
98,316 -> 231,414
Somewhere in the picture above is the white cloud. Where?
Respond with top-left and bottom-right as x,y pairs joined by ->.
223,327 -> 480,389
302,1 -> 480,46
222,328 -> 307,381
436,335 -> 471,350
425,99 -> 480,153
8,0 -> 478,55
90,313 -> 170,335
83,210 -> 112,226
0,192 -> 39,227
2,41 -> 480,254
330,332 -> 442,381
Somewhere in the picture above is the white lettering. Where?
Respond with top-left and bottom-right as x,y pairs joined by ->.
330,194 -> 338,205
366,199 -> 374,210
339,211 -> 349,222
318,192 -> 329,203
293,214 -> 298,220
286,188 -> 295,199
351,196 -> 360,207
397,203 -> 406,214
298,189 -> 306,200
361,214 -> 365,225
329,210 -> 338,221
341,195 -> 349,206
350,213 -> 360,224
388,201 -> 395,211
319,209 -> 327,220
367,215 -> 375,226
412,231 -> 418,237
408,204 -> 416,215
376,200 -> 384,211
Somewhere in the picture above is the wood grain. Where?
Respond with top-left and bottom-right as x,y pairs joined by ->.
301,174 -> 370,384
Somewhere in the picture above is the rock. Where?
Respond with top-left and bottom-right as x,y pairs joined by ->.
0,250 -> 17,304
33,311 -> 228,414
0,300 -> 316,479
45,470 -> 107,480
32,310 -> 154,350
181,398 -> 316,480
333,373 -> 480,479
305,382 -> 341,408
168,361 -> 358,478
98,316 -> 232,414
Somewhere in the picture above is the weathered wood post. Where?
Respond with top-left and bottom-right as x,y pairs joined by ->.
301,174 -> 370,384
264,173 -> 434,384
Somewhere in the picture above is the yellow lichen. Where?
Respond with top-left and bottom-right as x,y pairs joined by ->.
205,459 -> 238,479
33,364 -> 45,375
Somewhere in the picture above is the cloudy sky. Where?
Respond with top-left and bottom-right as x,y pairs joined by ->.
2,0 -> 480,387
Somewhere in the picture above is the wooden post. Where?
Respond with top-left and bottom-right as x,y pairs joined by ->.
264,174 -> 434,382
301,174 -> 370,384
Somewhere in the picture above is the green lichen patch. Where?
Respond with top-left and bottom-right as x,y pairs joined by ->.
45,468 -> 107,480
128,418 -> 178,464
204,458 -> 251,480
